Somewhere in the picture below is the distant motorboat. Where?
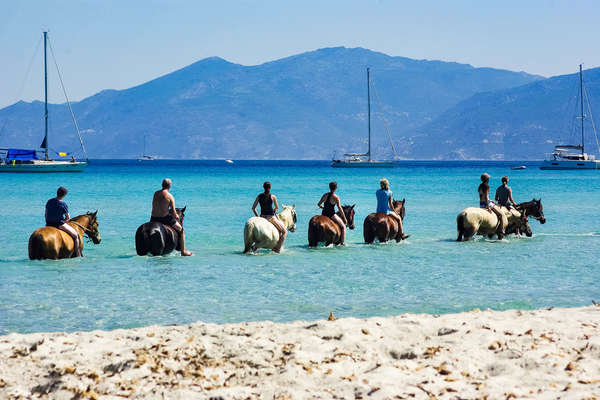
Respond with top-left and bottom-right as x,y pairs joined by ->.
225,159 -> 234,164
540,65 -> 600,170
511,165 -> 527,170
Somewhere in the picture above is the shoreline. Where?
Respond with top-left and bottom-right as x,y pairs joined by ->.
1,306 -> 599,398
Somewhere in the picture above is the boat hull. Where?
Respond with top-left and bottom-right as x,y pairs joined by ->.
0,161 -> 87,172
331,160 -> 395,168
540,160 -> 600,170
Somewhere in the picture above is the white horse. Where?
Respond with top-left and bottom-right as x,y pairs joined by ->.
243,205 -> 297,253
456,206 -> 526,241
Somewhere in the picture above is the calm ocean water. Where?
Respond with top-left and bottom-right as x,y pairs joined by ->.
0,160 -> 598,335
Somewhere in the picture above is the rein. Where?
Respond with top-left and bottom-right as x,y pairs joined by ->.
70,220 -> 94,236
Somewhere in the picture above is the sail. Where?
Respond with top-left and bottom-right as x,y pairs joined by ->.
7,149 -> 39,161
40,136 -> 47,149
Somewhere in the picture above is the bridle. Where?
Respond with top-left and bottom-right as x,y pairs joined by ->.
70,219 -> 98,241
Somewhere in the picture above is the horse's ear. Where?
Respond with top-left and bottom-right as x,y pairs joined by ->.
351,204 -> 355,209
402,198 -> 406,204
93,210 -> 98,217
292,204 -> 296,209
182,206 -> 186,213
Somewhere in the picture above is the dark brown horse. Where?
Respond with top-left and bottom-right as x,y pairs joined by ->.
28,211 -> 101,260
307,205 -> 355,247
135,207 -> 186,256
363,199 -> 406,243
515,199 -> 546,224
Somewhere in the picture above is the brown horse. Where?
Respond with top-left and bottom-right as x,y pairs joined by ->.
363,199 -> 406,244
28,211 -> 101,260
307,205 -> 355,247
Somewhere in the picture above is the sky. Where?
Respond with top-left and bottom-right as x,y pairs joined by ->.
1,0 -> 600,108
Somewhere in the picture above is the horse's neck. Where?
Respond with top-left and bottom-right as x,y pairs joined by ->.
278,210 -> 292,228
69,216 -> 88,235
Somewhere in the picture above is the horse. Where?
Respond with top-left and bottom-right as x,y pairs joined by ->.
456,198 -> 544,241
363,199 -> 407,244
28,211 -> 101,260
515,199 -> 546,224
243,205 -> 297,253
135,207 -> 186,256
307,204 -> 355,247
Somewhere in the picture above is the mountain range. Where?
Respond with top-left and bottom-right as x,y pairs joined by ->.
1,46 -> 597,160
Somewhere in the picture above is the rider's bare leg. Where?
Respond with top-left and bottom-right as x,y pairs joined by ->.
270,217 -> 287,253
331,214 -> 346,245
389,211 -> 409,239
173,222 -> 193,256
59,223 -> 82,257
491,206 -> 505,236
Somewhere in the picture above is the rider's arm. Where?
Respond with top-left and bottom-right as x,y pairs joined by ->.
494,188 -> 500,202
485,188 -> 491,211
508,188 -> 516,206
388,194 -> 394,211
272,195 -> 279,213
336,196 -> 347,224
168,193 -> 177,218
317,193 -> 326,209
252,196 -> 259,216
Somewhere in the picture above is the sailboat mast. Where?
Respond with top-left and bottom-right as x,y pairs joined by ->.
43,31 -> 49,161
367,67 -> 371,161
580,64 -> 585,155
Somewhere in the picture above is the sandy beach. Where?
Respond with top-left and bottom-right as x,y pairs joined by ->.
1,306 -> 599,399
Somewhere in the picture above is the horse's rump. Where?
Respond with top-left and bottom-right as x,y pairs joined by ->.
135,222 -> 178,256
28,226 -> 76,260
363,212 -> 398,243
308,215 -> 340,247
243,216 -> 279,252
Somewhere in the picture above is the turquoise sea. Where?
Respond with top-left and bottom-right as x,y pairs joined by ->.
1,160 -> 598,335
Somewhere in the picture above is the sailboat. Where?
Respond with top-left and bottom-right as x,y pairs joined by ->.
331,68 -> 397,168
540,64 -> 600,170
138,135 -> 155,161
0,32 -> 88,172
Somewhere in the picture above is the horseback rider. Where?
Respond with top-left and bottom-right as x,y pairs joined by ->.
376,178 -> 409,240
45,186 -> 82,257
252,182 -> 287,253
495,176 -> 517,209
317,181 -> 348,245
478,173 -> 505,236
151,178 -> 193,256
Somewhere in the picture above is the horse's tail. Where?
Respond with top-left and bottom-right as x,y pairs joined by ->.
28,232 -> 44,260
243,221 -> 253,253
363,215 -> 376,244
307,217 -> 322,247
149,229 -> 165,256
135,225 -> 148,256
456,213 -> 465,241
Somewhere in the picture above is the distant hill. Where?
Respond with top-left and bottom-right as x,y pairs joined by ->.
0,47 -> 542,159
409,67 -> 600,160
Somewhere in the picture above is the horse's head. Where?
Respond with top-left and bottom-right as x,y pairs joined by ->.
519,214 -> 533,237
176,206 -> 187,226
281,205 -> 297,232
342,204 -> 356,230
393,198 -> 406,220
84,210 -> 101,244
520,199 -> 545,224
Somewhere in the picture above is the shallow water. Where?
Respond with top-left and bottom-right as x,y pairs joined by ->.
1,160 -> 598,334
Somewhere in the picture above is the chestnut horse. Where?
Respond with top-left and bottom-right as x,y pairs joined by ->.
307,204 -> 355,247
28,211 -> 101,260
363,199 -> 406,243
135,207 -> 186,256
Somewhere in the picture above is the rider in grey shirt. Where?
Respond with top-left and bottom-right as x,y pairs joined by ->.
495,176 -> 517,208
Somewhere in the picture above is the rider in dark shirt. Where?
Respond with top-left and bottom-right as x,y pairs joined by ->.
252,182 -> 287,253
495,176 -> 517,208
317,182 -> 348,245
45,186 -> 82,257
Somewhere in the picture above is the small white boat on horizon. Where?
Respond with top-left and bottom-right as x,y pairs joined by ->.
225,159 -> 234,164
511,165 -> 527,170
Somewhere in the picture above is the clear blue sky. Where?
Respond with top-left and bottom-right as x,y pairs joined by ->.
1,0 -> 599,108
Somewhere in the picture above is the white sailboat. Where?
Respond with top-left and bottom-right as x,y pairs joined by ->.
331,68 -> 397,168
540,64 -> 600,170
138,135 -> 155,161
0,32 -> 88,172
